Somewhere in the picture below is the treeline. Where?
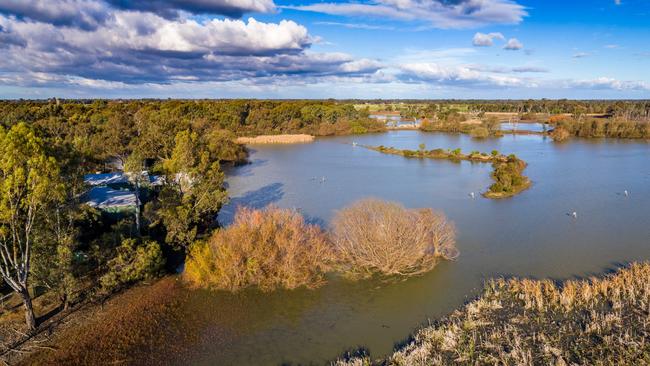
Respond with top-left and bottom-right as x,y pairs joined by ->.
354,99 -> 650,119
0,99 -> 385,139
549,116 -> 650,140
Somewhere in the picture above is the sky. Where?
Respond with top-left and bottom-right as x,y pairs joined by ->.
0,0 -> 648,99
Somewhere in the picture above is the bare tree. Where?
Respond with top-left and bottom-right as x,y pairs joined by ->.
331,199 -> 457,279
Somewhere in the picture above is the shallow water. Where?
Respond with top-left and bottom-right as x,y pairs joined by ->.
164,131 -> 649,365
500,121 -> 548,132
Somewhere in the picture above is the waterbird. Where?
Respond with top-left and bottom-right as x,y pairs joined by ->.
352,141 -> 357,147
320,176 -> 326,183
469,192 -> 475,199
571,211 -> 577,218
624,190 -> 629,197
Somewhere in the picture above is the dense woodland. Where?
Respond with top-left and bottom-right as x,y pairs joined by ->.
0,98 -> 647,341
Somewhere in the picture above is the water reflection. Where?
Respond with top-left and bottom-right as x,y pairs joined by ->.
153,131 -> 649,365
219,182 -> 284,225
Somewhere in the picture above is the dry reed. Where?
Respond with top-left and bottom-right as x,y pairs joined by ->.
235,134 -> 315,144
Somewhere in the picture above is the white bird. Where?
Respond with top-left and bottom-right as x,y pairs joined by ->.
320,176 -> 326,183
624,190 -> 629,197
469,192 -> 475,199
571,211 -> 577,218
352,142 -> 357,146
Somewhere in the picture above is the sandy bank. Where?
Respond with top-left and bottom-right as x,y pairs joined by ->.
236,134 -> 315,144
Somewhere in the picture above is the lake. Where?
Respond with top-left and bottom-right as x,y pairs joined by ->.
500,121 -> 548,132
160,131 -> 650,365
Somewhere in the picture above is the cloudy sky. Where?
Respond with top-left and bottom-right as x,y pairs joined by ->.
0,0 -> 648,99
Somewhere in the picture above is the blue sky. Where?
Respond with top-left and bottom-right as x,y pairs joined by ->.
0,0 -> 648,99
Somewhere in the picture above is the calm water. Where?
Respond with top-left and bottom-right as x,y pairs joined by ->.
500,121 -> 548,132
164,131 -> 649,365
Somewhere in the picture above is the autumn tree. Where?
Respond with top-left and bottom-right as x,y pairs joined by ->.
0,123 -> 63,332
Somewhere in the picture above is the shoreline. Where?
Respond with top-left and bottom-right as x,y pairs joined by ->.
337,262 -> 650,365
235,134 -> 315,144
364,145 -> 530,199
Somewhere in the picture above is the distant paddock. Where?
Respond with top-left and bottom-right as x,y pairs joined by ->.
235,134 -> 315,144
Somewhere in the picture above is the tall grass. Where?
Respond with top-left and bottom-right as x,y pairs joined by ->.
336,263 -> 650,365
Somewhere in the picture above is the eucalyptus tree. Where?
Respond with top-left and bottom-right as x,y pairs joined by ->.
0,123 -> 63,332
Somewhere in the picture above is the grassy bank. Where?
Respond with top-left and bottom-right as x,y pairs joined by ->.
4,277 -> 189,366
365,145 -> 530,199
337,262 -> 650,366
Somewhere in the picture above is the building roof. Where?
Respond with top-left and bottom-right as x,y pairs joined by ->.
84,173 -> 128,186
84,187 -> 136,208
84,172 -> 164,186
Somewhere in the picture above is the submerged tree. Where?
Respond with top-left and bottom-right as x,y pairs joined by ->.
331,199 -> 457,279
0,123 -> 63,332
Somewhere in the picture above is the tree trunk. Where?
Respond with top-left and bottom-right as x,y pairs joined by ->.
134,180 -> 141,234
19,289 -> 37,332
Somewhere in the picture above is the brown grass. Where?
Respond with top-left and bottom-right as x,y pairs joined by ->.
235,134 -> 315,144
184,206 -> 333,291
337,262 -> 650,366
15,277 -> 191,366
331,199 -> 457,279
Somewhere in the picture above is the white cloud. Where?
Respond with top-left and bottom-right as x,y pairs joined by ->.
314,21 -> 395,30
0,12 -> 387,86
503,38 -> 523,50
398,62 -> 528,87
472,32 -> 504,46
571,77 -> 649,91
286,0 -> 527,29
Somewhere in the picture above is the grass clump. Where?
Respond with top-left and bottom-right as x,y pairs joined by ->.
468,126 -> 489,139
337,262 -> 650,366
184,206 -> 333,292
331,199 -> 457,279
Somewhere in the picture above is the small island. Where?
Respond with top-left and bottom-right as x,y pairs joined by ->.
365,145 -> 531,199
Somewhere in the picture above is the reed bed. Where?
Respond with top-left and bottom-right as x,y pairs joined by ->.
235,134 -> 315,144
336,263 -> 650,365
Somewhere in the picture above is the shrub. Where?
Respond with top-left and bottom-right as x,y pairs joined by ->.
550,126 -> 571,141
469,126 -> 489,139
100,239 -> 165,293
184,206 -> 333,292
330,199 -> 457,279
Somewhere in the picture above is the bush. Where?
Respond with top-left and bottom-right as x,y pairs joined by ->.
469,126 -> 489,139
100,239 -> 165,293
184,206 -> 333,292
550,126 -> 571,141
330,199 -> 457,279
